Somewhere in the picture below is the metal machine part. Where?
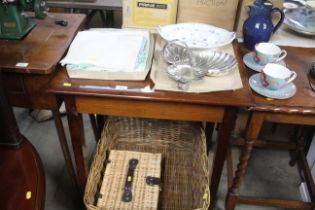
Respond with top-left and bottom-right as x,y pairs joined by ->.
0,0 -> 47,39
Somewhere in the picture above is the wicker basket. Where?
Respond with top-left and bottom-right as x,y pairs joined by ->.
84,117 -> 210,210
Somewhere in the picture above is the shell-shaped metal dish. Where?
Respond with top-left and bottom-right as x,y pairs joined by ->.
161,40 -> 191,65
191,51 -> 237,77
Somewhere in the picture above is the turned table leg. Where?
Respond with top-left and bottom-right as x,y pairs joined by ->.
225,111 -> 264,210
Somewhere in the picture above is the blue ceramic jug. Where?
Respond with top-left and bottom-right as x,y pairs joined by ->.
243,0 -> 285,50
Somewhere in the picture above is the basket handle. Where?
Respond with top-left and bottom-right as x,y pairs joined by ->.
122,159 -> 138,202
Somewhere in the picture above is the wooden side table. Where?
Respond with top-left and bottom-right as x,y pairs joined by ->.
226,45 -> 315,210
0,13 -> 86,192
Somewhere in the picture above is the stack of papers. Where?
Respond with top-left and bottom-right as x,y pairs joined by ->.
61,29 -> 154,80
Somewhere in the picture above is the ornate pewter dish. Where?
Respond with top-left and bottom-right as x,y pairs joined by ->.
190,51 -> 237,77
167,64 -> 196,90
161,40 -> 191,65
163,41 -> 237,90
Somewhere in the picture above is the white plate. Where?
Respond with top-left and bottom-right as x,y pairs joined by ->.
243,52 -> 286,72
249,73 -> 297,99
283,2 -> 299,9
284,7 -> 315,36
157,23 -> 235,49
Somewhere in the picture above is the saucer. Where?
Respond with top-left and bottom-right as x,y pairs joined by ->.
249,73 -> 297,99
243,52 -> 286,72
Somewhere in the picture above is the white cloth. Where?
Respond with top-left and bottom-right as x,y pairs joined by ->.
60,30 -> 150,72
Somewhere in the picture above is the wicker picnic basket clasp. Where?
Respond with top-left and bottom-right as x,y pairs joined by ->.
146,176 -> 161,186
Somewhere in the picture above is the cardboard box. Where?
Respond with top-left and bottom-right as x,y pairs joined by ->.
177,0 -> 240,31
123,0 -> 178,30
235,0 -> 284,38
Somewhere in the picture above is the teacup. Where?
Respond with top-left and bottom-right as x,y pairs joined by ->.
261,63 -> 297,90
254,42 -> 287,65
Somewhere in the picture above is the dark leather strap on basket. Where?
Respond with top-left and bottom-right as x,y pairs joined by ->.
122,159 -> 138,202
146,176 -> 161,186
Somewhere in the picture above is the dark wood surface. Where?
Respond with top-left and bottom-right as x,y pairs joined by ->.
239,45 -> 315,113
0,139 -> 46,210
0,13 -> 85,74
0,13 -> 86,194
226,44 -> 315,210
47,42 -> 254,205
47,0 -> 122,10
47,43 -> 253,107
0,72 -> 45,210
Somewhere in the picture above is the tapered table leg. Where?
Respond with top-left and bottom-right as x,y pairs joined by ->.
53,109 -> 79,192
65,96 -> 87,195
210,107 -> 236,209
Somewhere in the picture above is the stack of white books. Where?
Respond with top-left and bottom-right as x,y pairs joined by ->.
60,29 -> 154,81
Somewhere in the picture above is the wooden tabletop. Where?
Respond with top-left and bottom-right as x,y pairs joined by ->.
0,13 -> 85,74
46,0 -> 122,10
238,44 -> 315,114
47,43 -> 254,108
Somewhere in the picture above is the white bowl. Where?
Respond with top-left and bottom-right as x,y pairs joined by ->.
158,23 -> 235,49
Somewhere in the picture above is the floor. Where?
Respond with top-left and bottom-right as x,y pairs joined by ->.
14,107 -> 304,210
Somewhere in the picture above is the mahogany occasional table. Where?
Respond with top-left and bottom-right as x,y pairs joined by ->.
47,43 -> 254,208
